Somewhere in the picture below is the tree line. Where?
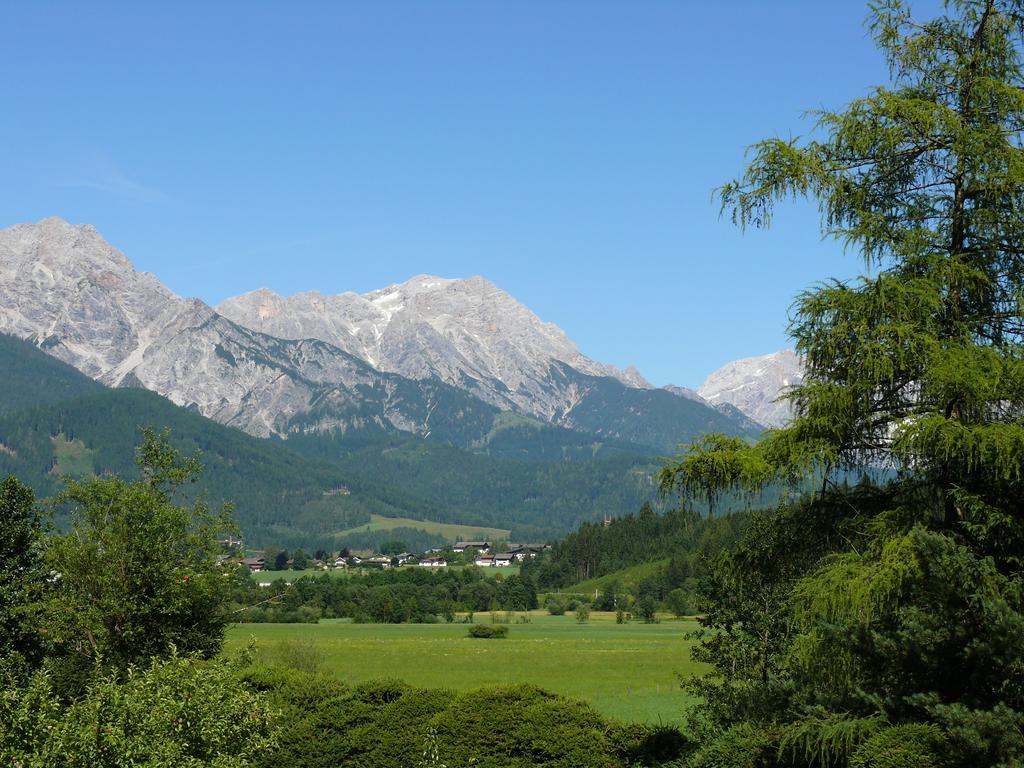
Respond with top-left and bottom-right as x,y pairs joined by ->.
229,567 -> 539,623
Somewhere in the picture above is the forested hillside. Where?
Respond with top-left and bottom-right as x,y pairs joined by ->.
290,432 -> 661,541
534,504 -> 747,588
0,335 -> 662,545
0,333 -> 105,414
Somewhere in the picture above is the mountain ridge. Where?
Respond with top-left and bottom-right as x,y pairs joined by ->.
697,348 -> 804,428
0,216 -> 762,450
216,274 -> 650,420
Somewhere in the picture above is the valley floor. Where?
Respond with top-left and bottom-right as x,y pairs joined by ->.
225,612 -> 706,723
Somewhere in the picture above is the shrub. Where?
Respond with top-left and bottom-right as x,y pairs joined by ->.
849,724 -> 947,768
238,671 -> 683,768
546,596 -> 567,615
1,653 -> 278,768
262,638 -> 324,674
468,624 -> 508,639
432,684 -> 620,768
686,723 -> 775,768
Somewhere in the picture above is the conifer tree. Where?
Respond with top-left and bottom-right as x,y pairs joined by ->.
660,2 -> 1024,765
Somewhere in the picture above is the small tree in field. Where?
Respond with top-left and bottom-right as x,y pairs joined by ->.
661,2 -> 1024,765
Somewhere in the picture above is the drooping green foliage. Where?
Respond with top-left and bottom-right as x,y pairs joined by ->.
660,2 -> 1024,765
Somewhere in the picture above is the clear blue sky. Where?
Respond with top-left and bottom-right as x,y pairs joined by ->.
1,1 -> 942,388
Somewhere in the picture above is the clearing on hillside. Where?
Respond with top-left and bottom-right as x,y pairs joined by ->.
333,513 -> 511,543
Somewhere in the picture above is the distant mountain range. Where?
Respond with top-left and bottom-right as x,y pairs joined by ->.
0,217 -> 778,450
0,216 -> 803,543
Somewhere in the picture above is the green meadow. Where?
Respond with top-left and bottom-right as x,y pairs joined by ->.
332,513 -> 511,542
226,612 -> 706,723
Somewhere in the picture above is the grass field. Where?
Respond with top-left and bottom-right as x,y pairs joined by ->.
225,612 -> 706,723
333,513 -> 511,543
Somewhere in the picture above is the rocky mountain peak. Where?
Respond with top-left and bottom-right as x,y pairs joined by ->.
697,348 -> 804,428
217,273 -> 650,417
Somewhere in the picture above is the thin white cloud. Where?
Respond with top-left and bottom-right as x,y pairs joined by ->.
59,153 -> 167,202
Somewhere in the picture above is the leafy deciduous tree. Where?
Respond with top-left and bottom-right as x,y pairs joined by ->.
43,429 -> 234,675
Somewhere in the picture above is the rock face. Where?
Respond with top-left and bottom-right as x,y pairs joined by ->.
0,217 -> 761,449
697,349 -> 804,428
216,277 -> 649,420
0,217 -> 497,438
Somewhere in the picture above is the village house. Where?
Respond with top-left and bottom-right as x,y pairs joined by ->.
474,553 -> 515,567
508,544 -> 546,561
241,556 -> 266,573
452,541 -> 490,554
418,555 -> 448,567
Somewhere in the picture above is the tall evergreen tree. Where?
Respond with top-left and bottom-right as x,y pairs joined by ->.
660,2 -> 1024,765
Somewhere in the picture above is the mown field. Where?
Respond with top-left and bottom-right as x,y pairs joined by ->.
226,612 -> 706,723
332,513 -> 511,542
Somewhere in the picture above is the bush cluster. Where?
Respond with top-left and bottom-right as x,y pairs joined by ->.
467,624 -> 508,639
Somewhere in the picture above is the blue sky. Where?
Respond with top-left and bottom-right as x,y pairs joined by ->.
1,1 -> 940,387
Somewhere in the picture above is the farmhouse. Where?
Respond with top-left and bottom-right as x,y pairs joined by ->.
474,553 -> 514,567
418,556 -> 448,567
242,556 -> 266,573
453,541 -> 490,554
508,544 -> 546,561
